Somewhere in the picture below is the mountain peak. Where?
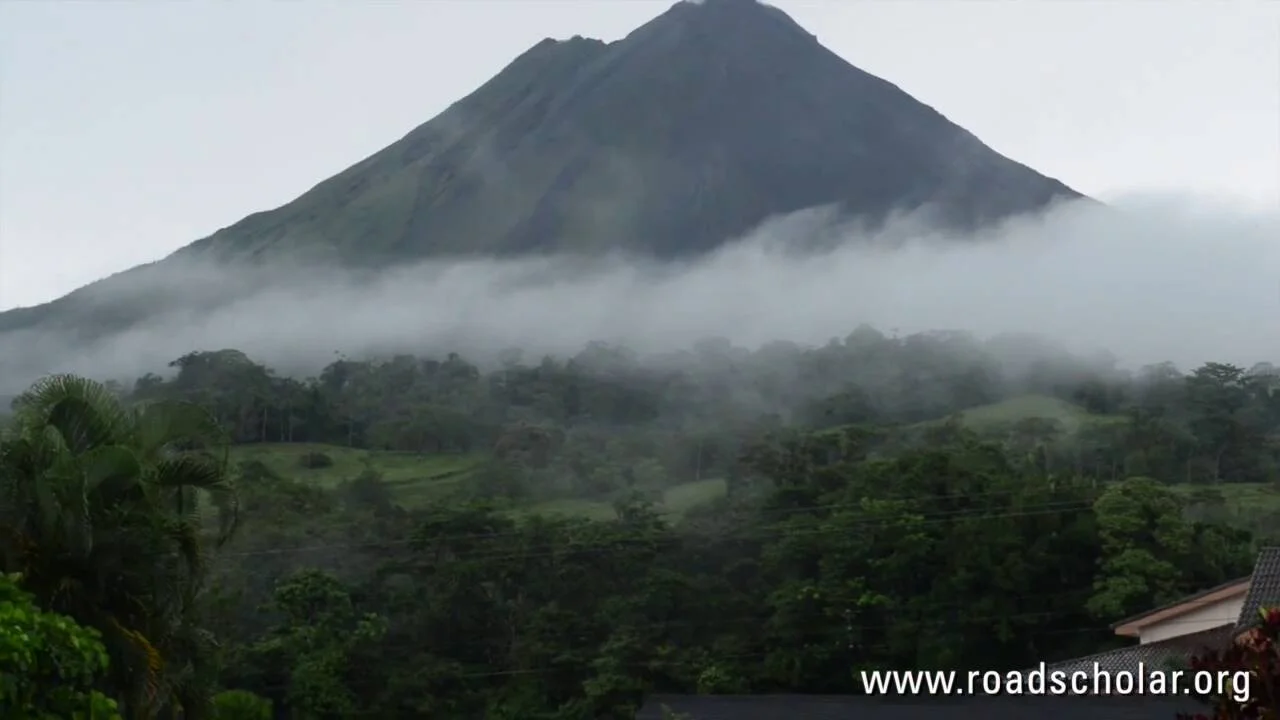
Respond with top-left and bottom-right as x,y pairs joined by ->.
676,0 -> 789,15
638,0 -> 813,48
175,1 -> 1080,266
0,1 -> 1084,337
673,0 -> 793,17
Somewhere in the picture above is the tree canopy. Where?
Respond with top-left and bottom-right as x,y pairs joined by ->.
1,328 -> 1276,717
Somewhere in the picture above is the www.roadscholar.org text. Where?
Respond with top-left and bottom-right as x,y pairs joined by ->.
861,662 -> 1251,701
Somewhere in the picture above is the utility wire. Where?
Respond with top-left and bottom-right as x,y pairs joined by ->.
245,601 -> 1245,684
213,499 -> 1098,560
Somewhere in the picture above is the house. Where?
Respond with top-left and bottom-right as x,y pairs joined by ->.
635,548 -> 1280,719
1044,546 -> 1280,679
1114,576 -> 1250,645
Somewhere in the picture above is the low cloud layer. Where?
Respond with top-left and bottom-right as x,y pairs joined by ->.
1,193 -> 1277,392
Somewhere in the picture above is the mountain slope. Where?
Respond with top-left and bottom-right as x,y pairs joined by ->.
0,0 -> 1083,339
176,0 -> 1081,266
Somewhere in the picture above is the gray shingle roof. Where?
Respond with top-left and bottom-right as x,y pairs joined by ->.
1234,546 -> 1280,633
637,695 -> 1206,720
640,550 -> 1280,719
1035,546 -> 1280,692
1042,624 -> 1235,678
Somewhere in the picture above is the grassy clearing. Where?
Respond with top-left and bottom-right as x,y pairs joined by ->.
663,478 -> 728,511
520,498 -> 619,521
520,478 -> 728,522
820,395 -> 1125,439
228,442 -> 486,502
225,443 -> 728,520
1169,482 -> 1280,543
1169,481 -> 1280,513
958,395 -> 1092,428
910,394 -> 1125,434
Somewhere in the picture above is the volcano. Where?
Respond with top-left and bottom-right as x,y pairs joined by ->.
0,0 -> 1082,340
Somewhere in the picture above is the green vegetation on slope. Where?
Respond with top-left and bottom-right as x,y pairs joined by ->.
0,0 -> 1084,349
521,478 -> 728,521
228,443 -> 484,488
3,325 -> 1278,718
228,442 -> 728,519
221,392 -> 1126,522
1169,481 -> 1280,540
229,442 -> 484,498
948,393 -> 1122,432
218,395 -> 1115,521
161,0 -> 1077,270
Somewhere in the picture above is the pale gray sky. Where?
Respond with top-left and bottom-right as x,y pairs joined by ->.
1,0 -> 1277,311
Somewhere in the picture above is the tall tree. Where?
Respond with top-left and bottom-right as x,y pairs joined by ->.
0,375 -> 237,718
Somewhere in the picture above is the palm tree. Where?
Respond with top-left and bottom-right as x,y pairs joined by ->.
0,374 -> 238,718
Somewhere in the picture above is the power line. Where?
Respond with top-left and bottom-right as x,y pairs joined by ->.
218,477 -> 1102,537
211,482 -> 1105,555
244,603 -> 1246,685
212,499 -> 1097,560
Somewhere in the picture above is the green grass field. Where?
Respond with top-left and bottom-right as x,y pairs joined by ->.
225,396 -> 1119,520
957,395 -> 1092,429
911,394 -> 1124,434
1169,481 -> 1280,543
519,478 -> 728,521
226,442 -> 728,520
233,396 -> 1280,531
1168,482 -> 1280,513
220,422 -> 1279,542
228,442 -> 486,501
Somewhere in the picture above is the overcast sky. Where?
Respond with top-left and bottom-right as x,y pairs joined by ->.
0,0 -> 1276,311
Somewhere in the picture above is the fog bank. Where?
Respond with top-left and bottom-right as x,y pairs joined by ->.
1,193 -> 1276,391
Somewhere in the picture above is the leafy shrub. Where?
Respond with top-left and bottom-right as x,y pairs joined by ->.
1179,606 -> 1279,719
337,469 -> 395,514
0,572 -> 123,719
211,689 -> 272,720
298,451 -> 334,469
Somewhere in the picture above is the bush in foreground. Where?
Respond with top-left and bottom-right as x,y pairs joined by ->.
0,572 -> 122,719
1180,607 -> 1280,719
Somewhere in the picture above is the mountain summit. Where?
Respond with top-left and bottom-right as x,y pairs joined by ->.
0,0 -> 1082,340
177,0 -> 1081,266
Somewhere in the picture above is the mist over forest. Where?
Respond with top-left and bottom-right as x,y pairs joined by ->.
2,193 -> 1277,396
4,187 -> 1280,720
5,0 -> 1280,715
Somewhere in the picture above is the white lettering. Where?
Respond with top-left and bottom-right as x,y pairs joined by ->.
856,665 -> 1253,701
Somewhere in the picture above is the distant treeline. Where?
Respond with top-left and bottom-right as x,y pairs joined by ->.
118,327 -> 1280,492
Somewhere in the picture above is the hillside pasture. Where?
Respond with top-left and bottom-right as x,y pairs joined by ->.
228,442 -> 485,500
225,442 -> 728,520
518,478 -> 728,522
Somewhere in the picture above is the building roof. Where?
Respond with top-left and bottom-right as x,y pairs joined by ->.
1234,546 -> 1280,633
1040,545 -> 1280,684
1110,576 -> 1250,637
1043,624 -> 1235,677
638,548 -> 1280,719
1105,546 -> 1280,639
637,695 -> 1205,720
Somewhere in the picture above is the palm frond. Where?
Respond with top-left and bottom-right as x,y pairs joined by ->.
13,375 -> 131,450
209,486 -> 240,547
77,444 -> 144,497
162,513 -> 208,577
47,396 -> 120,455
108,616 -> 166,712
2,373 -> 239,715
134,401 -> 229,458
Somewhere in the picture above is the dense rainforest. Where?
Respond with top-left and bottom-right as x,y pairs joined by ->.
2,325 -> 1279,718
